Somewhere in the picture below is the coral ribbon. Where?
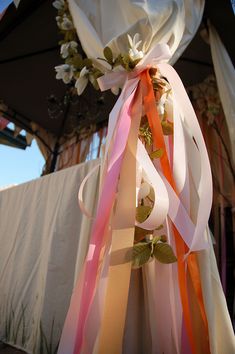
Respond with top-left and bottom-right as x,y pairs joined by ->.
140,70 -> 210,354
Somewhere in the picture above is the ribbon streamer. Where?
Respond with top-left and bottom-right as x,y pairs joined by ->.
58,43 -> 212,354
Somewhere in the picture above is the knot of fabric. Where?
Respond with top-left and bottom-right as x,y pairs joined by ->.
97,43 -> 171,92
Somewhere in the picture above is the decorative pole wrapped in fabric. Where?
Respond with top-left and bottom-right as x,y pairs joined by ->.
57,1 -> 235,353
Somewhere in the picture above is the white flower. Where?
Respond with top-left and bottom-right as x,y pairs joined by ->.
57,14 -> 74,31
55,16 -> 61,26
61,17 -> 73,30
127,33 -> 144,61
55,64 -> 74,84
75,67 -> 89,95
138,182 -> 151,200
111,86 -> 120,95
158,92 -> 167,116
60,41 -> 78,59
157,90 -> 173,119
52,0 -> 65,10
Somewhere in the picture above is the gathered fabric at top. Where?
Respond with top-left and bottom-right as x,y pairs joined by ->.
68,0 -> 204,69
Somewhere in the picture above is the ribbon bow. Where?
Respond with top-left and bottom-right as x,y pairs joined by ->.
97,43 -> 171,92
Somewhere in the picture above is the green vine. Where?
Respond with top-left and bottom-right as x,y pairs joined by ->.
53,0 -> 143,95
53,0 -> 177,268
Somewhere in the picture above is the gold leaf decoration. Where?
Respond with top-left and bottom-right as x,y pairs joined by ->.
149,148 -> 164,160
139,122 -> 153,145
161,120 -> 174,135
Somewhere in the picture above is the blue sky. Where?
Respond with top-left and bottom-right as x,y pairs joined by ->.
0,0 -> 14,13
0,0 -> 45,187
0,139 -> 45,188
232,0 -> 235,13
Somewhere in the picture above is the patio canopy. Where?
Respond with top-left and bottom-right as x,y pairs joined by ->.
0,0 -> 234,142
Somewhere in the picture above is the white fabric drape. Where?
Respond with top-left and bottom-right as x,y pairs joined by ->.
14,0 -> 21,7
209,22 -> 235,164
64,1 -> 235,353
0,160 -> 234,354
198,234 -> 235,354
68,0 -> 204,68
0,160 -> 99,354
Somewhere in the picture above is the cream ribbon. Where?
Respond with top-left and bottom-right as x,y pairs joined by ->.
75,42 -> 213,354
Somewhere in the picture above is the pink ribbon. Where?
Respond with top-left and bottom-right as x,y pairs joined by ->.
58,42 -> 213,353
75,89 -> 137,353
98,43 -> 171,92
58,86 -> 138,354
58,43 -> 172,354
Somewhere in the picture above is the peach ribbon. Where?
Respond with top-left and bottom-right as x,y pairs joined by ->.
140,70 -> 210,354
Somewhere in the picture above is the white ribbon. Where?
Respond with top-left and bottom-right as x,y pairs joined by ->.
97,43 -> 171,92
79,42 -> 212,253
136,140 -> 169,230
158,63 -> 213,252
78,164 -> 100,219
98,43 -> 172,174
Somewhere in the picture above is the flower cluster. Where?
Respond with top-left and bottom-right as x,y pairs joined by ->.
53,0 -> 145,96
127,34 -> 144,61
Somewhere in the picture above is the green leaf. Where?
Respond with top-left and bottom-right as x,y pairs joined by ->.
136,205 -> 152,223
64,31 -> 76,42
113,54 -> 123,67
153,81 -> 166,91
161,120 -> 173,135
131,58 -> 141,68
70,54 -> 83,69
160,235 -> 167,243
148,187 -> 155,202
73,71 -> 80,80
139,123 -> 153,146
152,236 -> 161,245
155,224 -> 163,231
120,54 -> 132,71
132,242 -> 151,268
153,243 -> 177,264
149,148 -> 164,160
59,40 -> 67,45
103,46 -> 113,64
134,226 -> 153,242
92,69 -> 103,79
83,58 -> 93,68
90,78 -> 99,90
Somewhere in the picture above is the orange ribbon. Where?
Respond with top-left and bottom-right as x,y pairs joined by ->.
140,69 -> 210,354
